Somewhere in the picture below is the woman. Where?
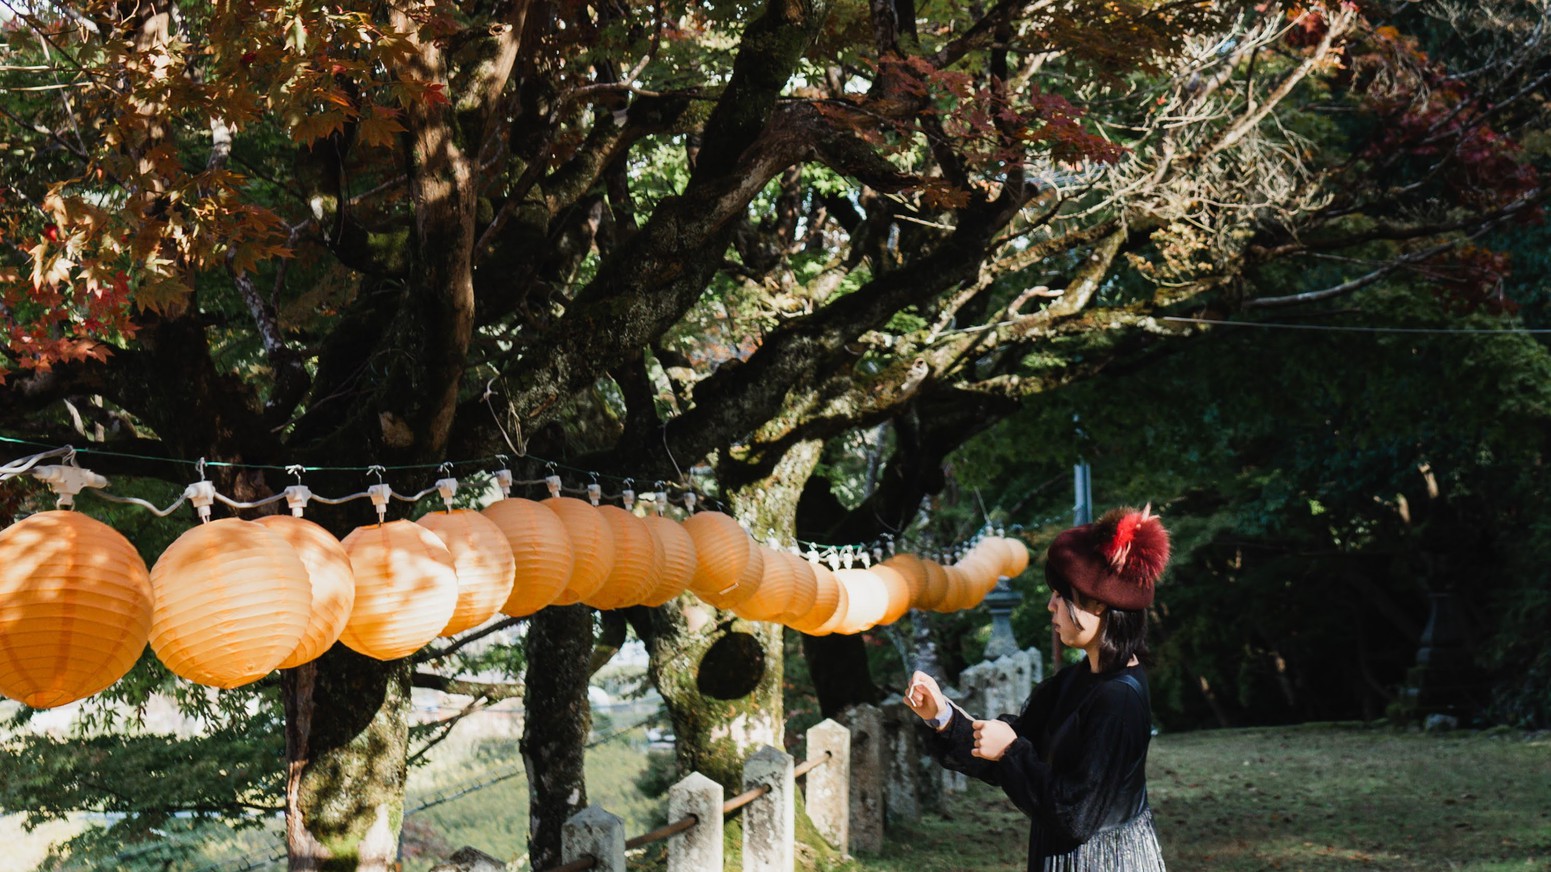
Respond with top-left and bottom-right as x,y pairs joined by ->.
904,506 -> 1170,871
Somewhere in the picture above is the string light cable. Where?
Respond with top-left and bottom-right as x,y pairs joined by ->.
0,435 -> 1025,555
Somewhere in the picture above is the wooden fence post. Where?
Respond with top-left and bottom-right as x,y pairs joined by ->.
668,771 -> 723,872
561,805 -> 625,872
804,718 -> 850,852
743,745 -> 795,872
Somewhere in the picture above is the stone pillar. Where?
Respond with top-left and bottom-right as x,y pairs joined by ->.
982,576 -> 1023,661
804,718 -> 850,852
429,847 -> 507,872
668,772 -> 723,872
743,745 -> 795,872
943,767 -> 967,795
992,656 -> 1018,716
561,806 -> 625,872
881,703 -> 920,826
839,703 -> 884,853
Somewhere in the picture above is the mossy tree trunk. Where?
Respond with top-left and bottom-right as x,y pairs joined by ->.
644,440 -> 822,786
522,604 -> 595,868
283,648 -> 411,871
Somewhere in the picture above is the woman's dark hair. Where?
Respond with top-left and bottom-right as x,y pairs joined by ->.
1052,574 -> 1151,672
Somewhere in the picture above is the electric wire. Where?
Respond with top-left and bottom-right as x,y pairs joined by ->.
1161,316 -> 1551,334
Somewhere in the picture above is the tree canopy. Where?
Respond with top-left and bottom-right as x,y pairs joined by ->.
1,0 -> 1547,866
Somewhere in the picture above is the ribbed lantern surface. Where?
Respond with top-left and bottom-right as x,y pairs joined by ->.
872,564 -> 912,625
954,553 -> 1000,604
641,515 -> 697,607
542,498 -> 615,606
810,571 -> 852,636
788,563 -> 842,635
882,553 -> 928,609
254,515 -> 356,670
339,520 -> 458,660
0,511 -> 153,708
733,545 -> 794,622
917,559 -> 950,611
832,568 -> 888,634
584,506 -> 658,610
780,552 -> 818,624
419,509 -> 517,636
1002,537 -> 1031,576
682,511 -> 757,606
938,565 -> 971,613
150,518 -> 311,688
483,497 -> 574,617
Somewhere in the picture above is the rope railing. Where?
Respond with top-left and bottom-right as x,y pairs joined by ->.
535,749 -> 835,872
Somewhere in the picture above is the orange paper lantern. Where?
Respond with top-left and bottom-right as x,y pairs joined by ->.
734,545 -> 795,622
151,519 -> 312,688
1003,537 -> 1031,577
832,569 -> 890,635
937,565 -> 972,613
254,515 -> 356,670
543,498 -> 615,606
339,520 -> 459,660
418,509 -> 517,636
715,542 -> 766,610
916,559 -> 950,611
882,553 -> 927,610
871,563 -> 912,626
584,506 -> 659,610
482,498 -> 574,617
682,512 -> 759,605
0,511 -> 153,708
954,555 -> 1000,603
806,564 -> 856,629
781,553 -> 818,624
788,563 -> 843,635
641,515 -> 697,607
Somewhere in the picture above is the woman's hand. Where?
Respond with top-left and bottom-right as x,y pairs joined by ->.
971,719 -> 1017,760
903,670 -> 948,723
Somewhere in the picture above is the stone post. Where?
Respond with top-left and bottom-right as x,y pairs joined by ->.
982,576 -> 1023,661
992,656 -> 1018,715
881,703 -> 920,826
668,772 -> 723,872
743,745 -> 795,872
804,718 -> 850,852
561,806 -> 625,872
429,847 -> 506,872
840,703 -> 884,853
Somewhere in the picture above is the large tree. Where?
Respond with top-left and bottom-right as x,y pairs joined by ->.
1,0 -> 1546,866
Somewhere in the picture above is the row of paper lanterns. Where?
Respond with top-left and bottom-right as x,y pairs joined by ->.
0,496 -> 1028,709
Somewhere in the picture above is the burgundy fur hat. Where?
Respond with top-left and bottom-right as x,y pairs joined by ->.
1045,505 -> 1170,611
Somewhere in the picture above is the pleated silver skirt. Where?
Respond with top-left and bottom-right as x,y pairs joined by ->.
1042,808 -> 1166,871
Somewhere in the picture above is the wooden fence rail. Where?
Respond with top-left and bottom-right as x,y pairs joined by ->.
539,719 -> 848,872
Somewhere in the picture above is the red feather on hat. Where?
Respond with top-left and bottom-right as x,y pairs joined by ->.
1098,505 -> 1170,588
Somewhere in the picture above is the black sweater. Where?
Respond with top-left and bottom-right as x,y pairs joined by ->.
921,662 -> 1155,866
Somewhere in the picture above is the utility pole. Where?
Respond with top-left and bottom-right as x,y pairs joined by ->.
1056,415 -> 1093,666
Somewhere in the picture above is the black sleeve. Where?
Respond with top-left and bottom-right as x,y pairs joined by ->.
990,682 -> 1149,843
918,700 -> 1002,783
918,672 -> 1062,785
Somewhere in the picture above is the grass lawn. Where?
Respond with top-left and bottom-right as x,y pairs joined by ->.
17,722 -> 1544,870
860,724 -> 1551,872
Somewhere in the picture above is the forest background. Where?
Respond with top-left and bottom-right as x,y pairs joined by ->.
0,0 -> 1548,868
